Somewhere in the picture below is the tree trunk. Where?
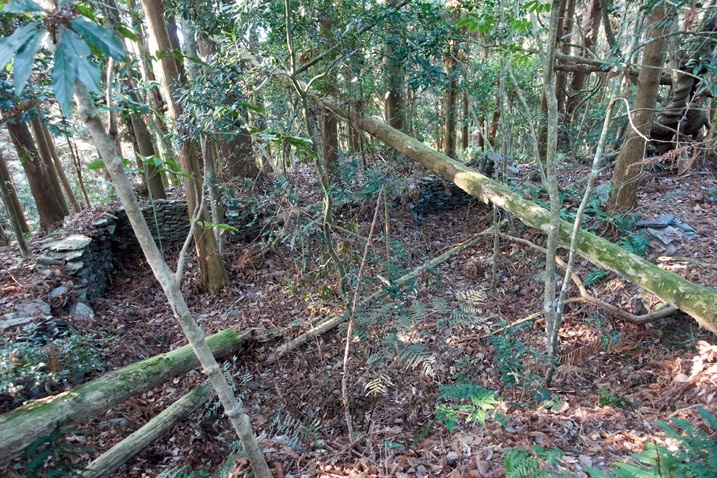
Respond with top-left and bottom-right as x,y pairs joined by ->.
461,91 -> 469,150
141,0 -> 228,294
33,118 -> 82,213
312,94 -> 717,335
554,0 -> 575,114
650,16 -> 717,154
67,136 -> 93,208
126,90 -> 166,200
443,41 -> 459,159
75,82 -> 270,477
81,381 -> 215,478
607,5 -> 669,211
28,118 -> 69,216
0,327 -> 252,466
217,93 -> 259,180
321,107 -> 340,183
567,0 -> 602,116
6,121 -> 67,230
0,160 -> 29,256
0,154 -> 29,233
385,28 -> 405,132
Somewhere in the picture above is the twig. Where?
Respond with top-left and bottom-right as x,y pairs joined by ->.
499,233 -> 678,325
342,187 -> 383,440
266,222 -> 501,363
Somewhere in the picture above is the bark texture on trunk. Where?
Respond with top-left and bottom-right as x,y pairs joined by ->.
607,5 -> 668,211
140,0 -> 228,294
0,154 -> 29,232
7,121 -> 67,229
650,17 -> 717,154
443,42 -> 459,159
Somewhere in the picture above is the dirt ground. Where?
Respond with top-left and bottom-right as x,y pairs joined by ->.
1,156 -> 716,477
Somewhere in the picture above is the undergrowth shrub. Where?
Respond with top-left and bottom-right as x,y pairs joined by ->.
490,324 -> 546,396
0,327 -> 104,400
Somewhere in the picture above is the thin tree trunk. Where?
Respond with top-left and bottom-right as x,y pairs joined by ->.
567,0 -> 602,116
385,23 -> 405,132
444,41 -> 459,159
37,120 -> 82,213
67,137 -> 92,208
0,161 -> 29,256
0,154 -> 29,232
461,91 -> 469,150
126,91 -> 166,200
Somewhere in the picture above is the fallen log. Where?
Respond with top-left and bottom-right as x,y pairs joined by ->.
81,381 -> 215,478
315,96 -> 717,335
0,328 -> 257,467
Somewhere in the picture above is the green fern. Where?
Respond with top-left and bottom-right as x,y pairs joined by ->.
586,407 -> 717,477
618,232 -> 650,258
503,448 -> 542,478
365,372 -> 394,396
436,382 -> 500,429
156,467 -> 210,478
584,269 -> 610,287
400,343 -> 435,376
503,446 -> 566,478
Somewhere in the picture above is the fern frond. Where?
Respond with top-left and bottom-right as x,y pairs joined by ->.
456,289 -> 486,304
432,297 -> 450,314
365,372 -> 393,396
451,309 -> 487,326
400,343 -> 432,370
584,269 -> 610,287
560,339 -> 604,365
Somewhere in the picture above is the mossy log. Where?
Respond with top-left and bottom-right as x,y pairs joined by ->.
81,381 -> 215,478
0,328 -> 255,467
315,96 -> 717,335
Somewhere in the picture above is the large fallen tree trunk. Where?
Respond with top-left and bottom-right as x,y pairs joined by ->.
315,96 -> 717,335
0,328 -> 257,467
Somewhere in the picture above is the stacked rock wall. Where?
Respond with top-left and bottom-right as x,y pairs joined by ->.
37,199 -> 256,302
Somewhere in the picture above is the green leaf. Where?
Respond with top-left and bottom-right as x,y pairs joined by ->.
74,4 -> 97,21
62,29 -> 100,92
117,25 -> 138,42
52,43 -> 76,118
3,0 -> 44,13
87,160 -> 105,170
71,18 -> 125,60
0,21 -> 43,72
12,27 -> 44,95
235,100 -> 264,114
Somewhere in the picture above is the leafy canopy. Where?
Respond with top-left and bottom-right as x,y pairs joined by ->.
0,0 -> 125,117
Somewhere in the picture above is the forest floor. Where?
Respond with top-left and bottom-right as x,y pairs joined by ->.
1,154 -> 717,477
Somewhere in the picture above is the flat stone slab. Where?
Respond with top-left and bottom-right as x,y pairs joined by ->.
45,234 -> 92,252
